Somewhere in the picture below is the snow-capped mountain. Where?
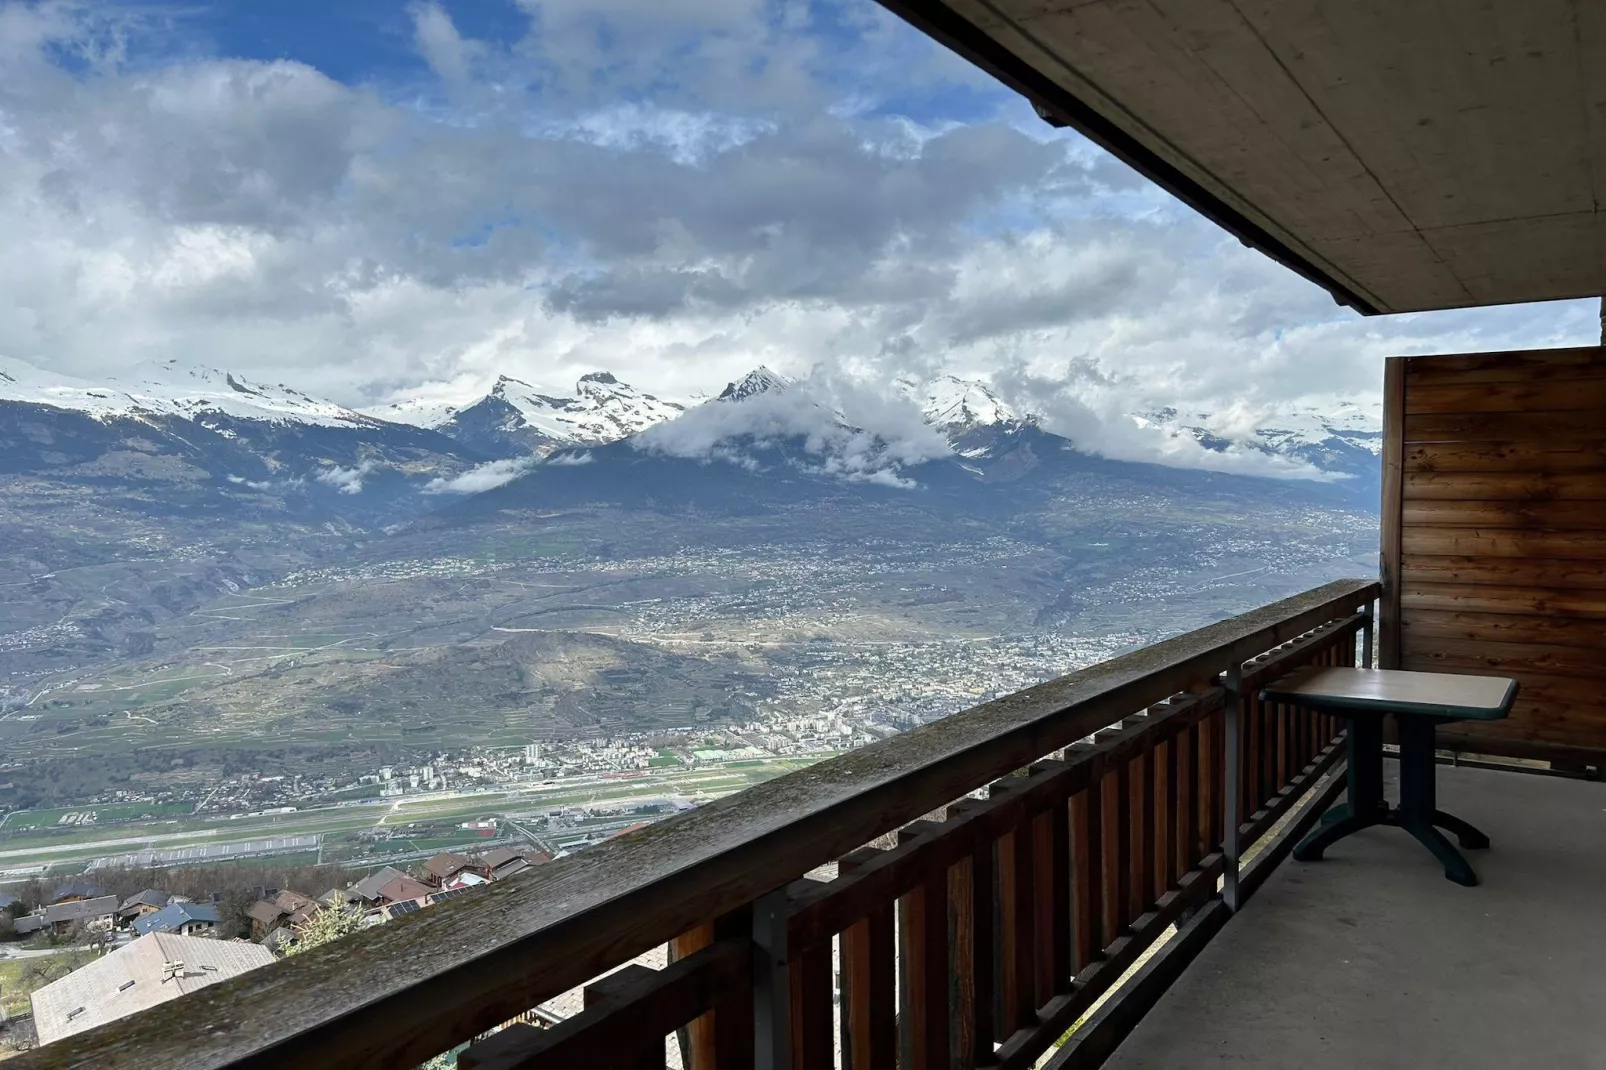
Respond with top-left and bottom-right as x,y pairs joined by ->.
1,356 -> 484,528
716,365 -> 793,402
370,372 -> 684,458
909,375 -> 1018,431
1134,402 -> 1382,485
0,356 -> 385,429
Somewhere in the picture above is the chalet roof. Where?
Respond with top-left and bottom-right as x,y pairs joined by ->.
245,900 -> 285,926
423,852 -> 474,880
132,902 -> 219,936
41,896 -> 118,925
351,866 -> 411,903
375,876 -> 435,905
30,933 -> 272,1046
119,889 -> 170,915
50,880 -> 107,903
885,1 -> 1606,314
489,858 -> 530,880
479,847 -> 522,869
481,847 -> 550,871
273,889 -> 316,912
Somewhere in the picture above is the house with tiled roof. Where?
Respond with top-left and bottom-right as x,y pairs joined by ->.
422,852 -> 485,887
244,889 -> 318,940
350,866 -> 412,905
30,933 -> 273,1046
374,875 -> 434,905
132,902 -> 218,938
118,889 -> 171,923
14,895 -> 119,937
479,847 -> 552,881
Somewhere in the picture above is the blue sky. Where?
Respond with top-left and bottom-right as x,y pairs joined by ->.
0,0 -> 1596,458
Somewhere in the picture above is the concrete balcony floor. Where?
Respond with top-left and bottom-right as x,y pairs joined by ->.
1105,762 -> 1606,1069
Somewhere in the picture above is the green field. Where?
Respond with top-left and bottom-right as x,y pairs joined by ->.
2,802 -> 193,831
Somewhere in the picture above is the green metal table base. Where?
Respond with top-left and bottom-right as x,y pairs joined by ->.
1293,712 -> 1490,886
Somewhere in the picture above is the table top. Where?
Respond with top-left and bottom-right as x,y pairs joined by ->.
1260,667 -> 1517,720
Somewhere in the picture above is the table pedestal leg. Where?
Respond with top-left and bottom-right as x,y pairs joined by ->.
1295,715 -> 1385,861
1397,716 -> 1479,886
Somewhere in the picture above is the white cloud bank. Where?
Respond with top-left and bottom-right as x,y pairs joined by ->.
425,457 -> 537,494
634,372 -> 952,487
316,462 -> 375,495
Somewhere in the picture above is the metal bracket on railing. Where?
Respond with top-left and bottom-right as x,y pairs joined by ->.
1222,664 -> 1243,913
752,888 -> 791,1070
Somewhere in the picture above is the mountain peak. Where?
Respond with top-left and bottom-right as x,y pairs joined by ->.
912,375 -> 1018,430
717,366 -> 792,402
375,371 -> 684,457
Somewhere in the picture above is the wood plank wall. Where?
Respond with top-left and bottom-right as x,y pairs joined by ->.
1381,346 -> 1606,764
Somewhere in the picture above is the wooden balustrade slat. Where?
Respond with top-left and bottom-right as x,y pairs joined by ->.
1031,810 -> 1055,1008
1136,741 -> 1156,908
1001,820 -> 1037,1035
1047,798 -> 1073,999
898,867 -> 951,1069
1179,722 -> 1198,874
947,849 -> 977,1070
1069,784 -> 1102,973
788,941 -> 833,1070
839,892 -> 895,1070
1199,709 -> 1219,861
1159,734 -> 1178,893
966,827 -> 996,1067
1097,769 -> 1120,944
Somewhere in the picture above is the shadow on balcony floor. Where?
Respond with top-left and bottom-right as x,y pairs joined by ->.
1105,763 -> 1606,1069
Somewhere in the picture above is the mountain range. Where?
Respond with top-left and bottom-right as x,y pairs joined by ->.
0,355 -> 1381,555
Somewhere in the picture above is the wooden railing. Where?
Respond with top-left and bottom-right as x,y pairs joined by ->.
23,579 -> 1377,1070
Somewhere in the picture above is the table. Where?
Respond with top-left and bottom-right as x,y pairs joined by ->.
1260,667 -> 1518,887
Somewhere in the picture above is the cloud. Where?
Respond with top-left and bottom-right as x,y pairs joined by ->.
0,0 -> 1596,468
546,450 -> 594,466
424,456 -> 536,494
634,372 -> 950,486
316,461 -> 375,495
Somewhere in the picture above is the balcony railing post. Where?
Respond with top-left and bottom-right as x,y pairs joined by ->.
753,888 -> 792,1070
1222,665 -> 1243,913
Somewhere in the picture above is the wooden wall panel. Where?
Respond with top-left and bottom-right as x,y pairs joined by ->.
1384,346 -> 1606,761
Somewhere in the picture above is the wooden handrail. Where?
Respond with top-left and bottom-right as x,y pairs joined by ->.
23,578 -> 1378,1070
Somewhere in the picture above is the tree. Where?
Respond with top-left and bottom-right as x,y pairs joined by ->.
282,905 -> 363,957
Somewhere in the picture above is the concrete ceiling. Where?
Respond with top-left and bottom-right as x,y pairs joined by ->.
881,0 -> 1606,315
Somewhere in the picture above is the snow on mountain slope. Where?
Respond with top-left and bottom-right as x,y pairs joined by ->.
0,356 -> 381,428
1136,402 -> 1382,457
906,375 -> 1018,430
369,371 -> 684,457
1132,401 -> 1382,487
